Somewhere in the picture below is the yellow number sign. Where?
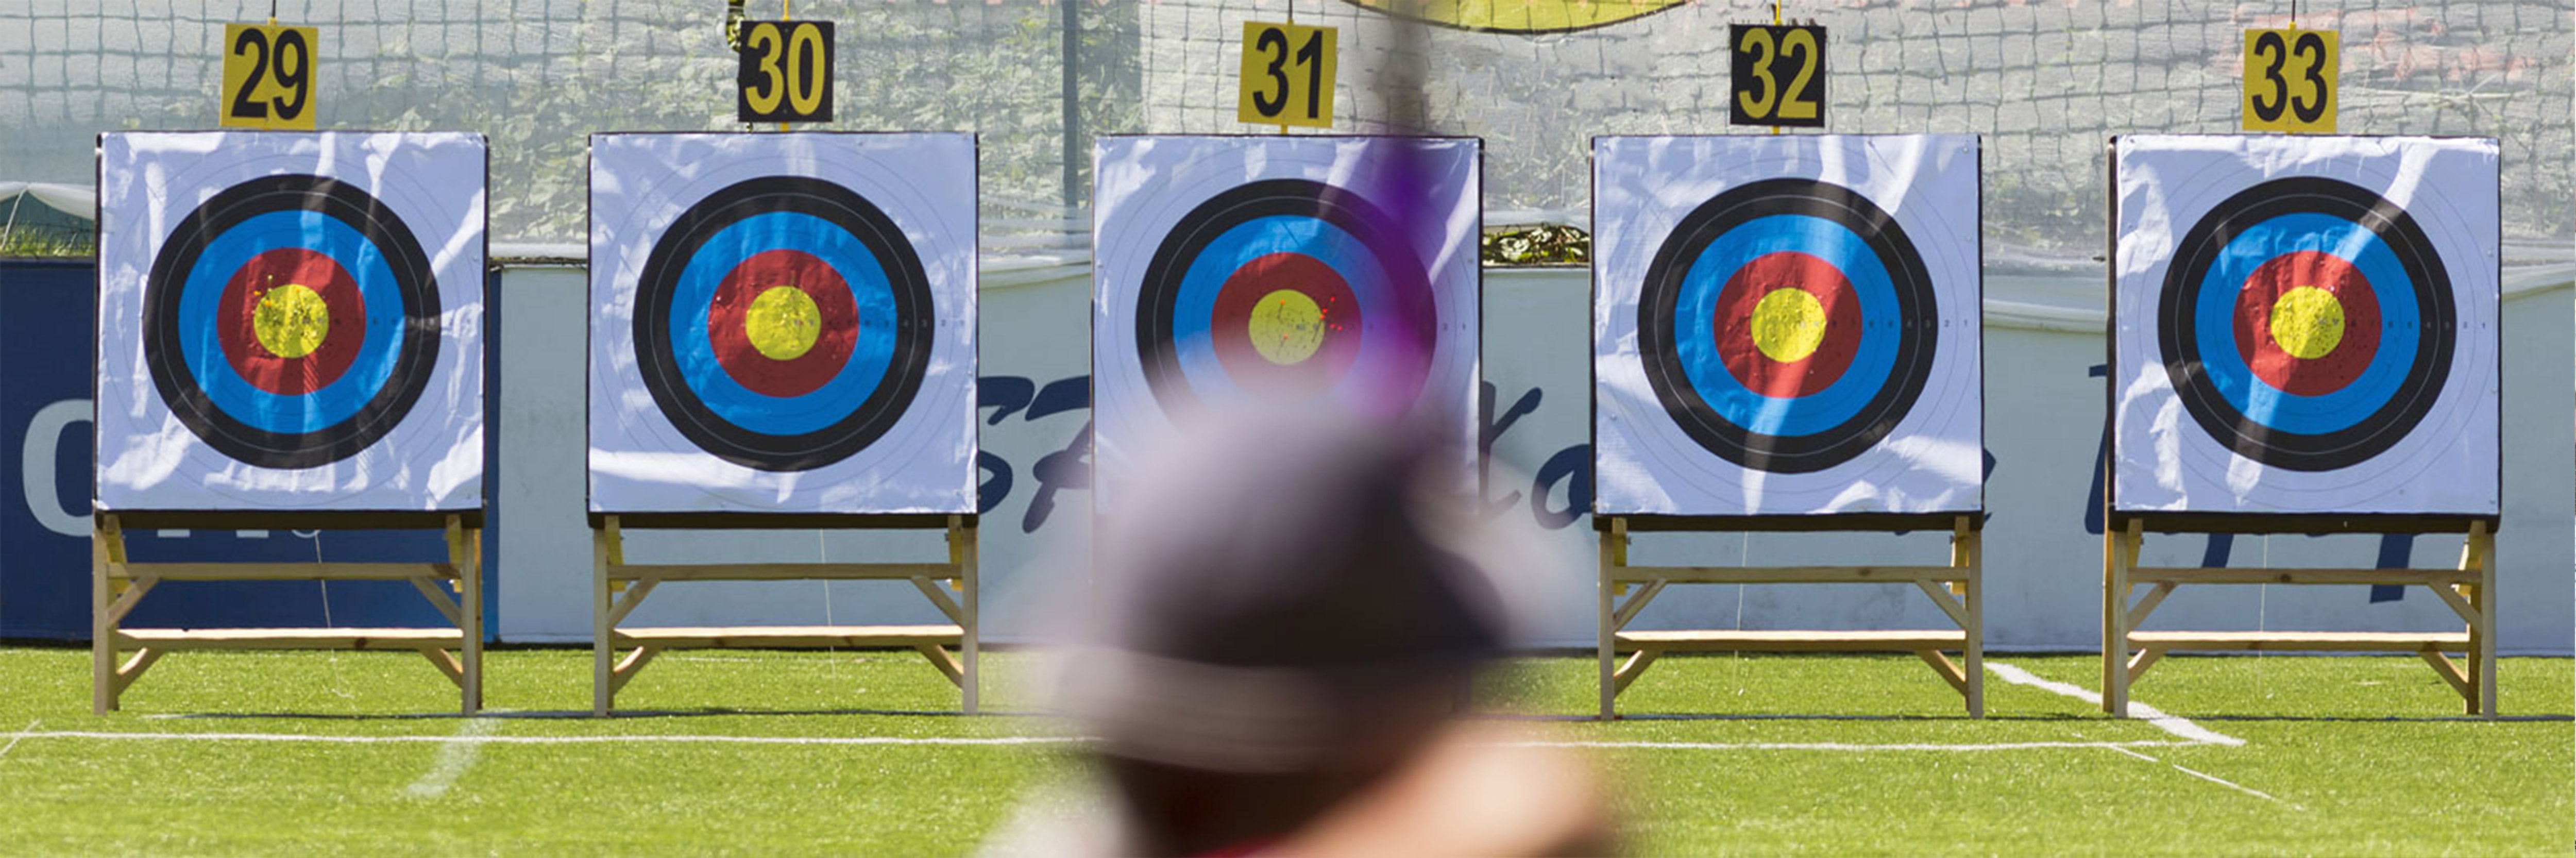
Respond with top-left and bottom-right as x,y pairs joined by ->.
1236,21 -> 1336,129
2243,28 -> 2337,133
1730,24 -> 1827,128
220,24 -> 318,130
737,20 -> 834,124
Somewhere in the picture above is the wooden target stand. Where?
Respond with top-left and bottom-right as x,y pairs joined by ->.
590,512 -> 978,715
2102,513 -> 2497,718
1597,513 -> 1985,719
92,510 -> 485,715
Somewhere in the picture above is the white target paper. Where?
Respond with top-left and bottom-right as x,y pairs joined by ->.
1593,134 -> 1983,516
95,131 -> 486,512
2111,135 -> 2499,515
1091,136 -> 1481,508
588,133 -> 977,514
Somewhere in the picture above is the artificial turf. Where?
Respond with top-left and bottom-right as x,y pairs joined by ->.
0,646 -> 2563,856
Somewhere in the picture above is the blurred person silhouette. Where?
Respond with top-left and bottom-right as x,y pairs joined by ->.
984,403 -> 1613,857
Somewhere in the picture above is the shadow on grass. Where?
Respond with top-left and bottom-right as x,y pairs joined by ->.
142,706 -> 1056,721
1466,712 -> 2096,722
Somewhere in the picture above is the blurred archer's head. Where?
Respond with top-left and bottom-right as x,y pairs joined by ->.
1060,402 -> 1529,853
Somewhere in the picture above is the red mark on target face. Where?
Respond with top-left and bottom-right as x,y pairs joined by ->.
1709,251 -> 1863,399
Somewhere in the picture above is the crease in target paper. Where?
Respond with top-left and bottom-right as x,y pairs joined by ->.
1592,134 -> 1984,516
95,131 -> 487,512
1091,136 -> 1482,510
2111,135 -> 2499,515
587,133 -> 977,514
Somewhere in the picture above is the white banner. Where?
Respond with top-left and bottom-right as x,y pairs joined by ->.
587,132 -> 978,514
2112,135 -> 2500,515
1592,134 -> 1983,516
1090,136 -> 1482,507
95,131 -> 486,511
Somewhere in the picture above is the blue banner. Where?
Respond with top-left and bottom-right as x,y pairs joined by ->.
2,260 -> 491,640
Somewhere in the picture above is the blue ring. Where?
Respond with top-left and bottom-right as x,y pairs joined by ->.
1162,215 -> 1398,403
667,211 -> 897,438
1669,214 -> 1901,437
2190,212 -> 2420,436
173,210 -> 405,435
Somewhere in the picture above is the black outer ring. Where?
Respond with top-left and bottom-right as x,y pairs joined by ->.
2155,177 -> 2456,473
1132,178 -> 1436,416
1636,178 -> 1941,475
141,174 -> 442,470
632,176 -> 934,473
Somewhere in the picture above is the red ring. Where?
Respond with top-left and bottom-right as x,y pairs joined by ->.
1209,253 -> 1364,394
1710,251 -> 1864,399
213,248 -> 366,396
706,249 -> 858,399
2232,250 -> 2381,397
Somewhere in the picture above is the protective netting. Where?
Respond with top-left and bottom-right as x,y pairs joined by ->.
1142,0 -> 2571,264
1,0 -> 2567,268
0,0 -> 1140,254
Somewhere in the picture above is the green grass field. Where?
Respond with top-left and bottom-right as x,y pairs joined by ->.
0,647 -> 2564,856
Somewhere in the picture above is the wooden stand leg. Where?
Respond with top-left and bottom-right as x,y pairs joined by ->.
592,519 -> 615,716
1597,519 -> 1621,721
2099,524 -> 2115,714
92,516 -> 117,715
466,524 -> 485,714
957,517 -> 980,715
2103,520 -> 2138,716
2468,523 -> 2496,718
448,516 -> 483,715
1961,524 -> 1985,718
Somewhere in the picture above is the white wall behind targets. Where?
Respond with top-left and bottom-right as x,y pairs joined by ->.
492,265 -> 2574,655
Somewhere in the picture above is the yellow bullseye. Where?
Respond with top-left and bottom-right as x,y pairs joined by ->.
1749,288 -> 1829,363
1248,289 -> 1327,365
2268,286 -> 2346,360
745,285 -> 822,361
251,283 -> 330,359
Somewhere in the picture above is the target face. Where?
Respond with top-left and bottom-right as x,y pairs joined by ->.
2156,177 -> 2453,472
1595,135 -> 1981,516
1133,178 -> 1439,415
1092,136 -> 1481,509
2112,135 -> 2499,515
1637,178 -> 1939,474
95,132 -> 486,512
141,174 -> 442,470
589,133 -> 977,514
631,176 -> 933,473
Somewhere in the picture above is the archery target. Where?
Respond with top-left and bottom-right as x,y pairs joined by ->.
95,131 -> 485,512
1594,135 -> 1981,516
2112,135 -> 2499,515
1093,136 -> 1481,508
589,133 -> 976,514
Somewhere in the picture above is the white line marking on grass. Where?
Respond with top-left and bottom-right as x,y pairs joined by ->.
2106,745 -> 2301,809
14,731 -> 2211,754
0,719 -> 38,764
1504,739 -> 2208,752
403,717 -> 498,799
1985,661 -> 2244,747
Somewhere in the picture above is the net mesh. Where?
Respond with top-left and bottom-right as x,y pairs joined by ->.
1,0 -> 2567,267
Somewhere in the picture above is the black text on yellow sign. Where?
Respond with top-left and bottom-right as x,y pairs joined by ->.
2242,28 -> 2337,133
1730,24 -> 1826,128
737,20 -> 834,124
1236,21 -> 1336,129
220,24 -> 318,130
